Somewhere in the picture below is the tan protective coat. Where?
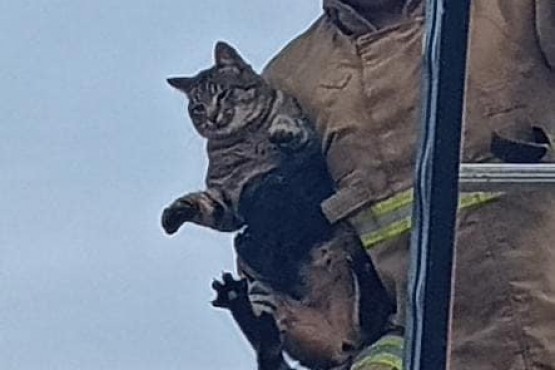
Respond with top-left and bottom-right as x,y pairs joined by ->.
263,0 -> 555,368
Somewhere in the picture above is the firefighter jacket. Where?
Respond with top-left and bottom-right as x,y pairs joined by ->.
263,0 -> 555,369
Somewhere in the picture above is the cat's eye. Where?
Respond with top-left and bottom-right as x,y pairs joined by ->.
190,105 -> 206,116
233,87 -> 256,102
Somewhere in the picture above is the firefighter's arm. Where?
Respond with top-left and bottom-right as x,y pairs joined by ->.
535,0 -> 555,69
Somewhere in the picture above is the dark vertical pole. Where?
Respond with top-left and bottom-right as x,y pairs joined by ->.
405,1 -> 471,370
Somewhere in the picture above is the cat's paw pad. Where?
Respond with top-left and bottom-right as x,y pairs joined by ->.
161,195 -> 199,235
269,124 -> 298,144
211,272 -> 247,309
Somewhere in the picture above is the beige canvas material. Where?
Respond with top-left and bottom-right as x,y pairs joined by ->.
263,0 -> 555,368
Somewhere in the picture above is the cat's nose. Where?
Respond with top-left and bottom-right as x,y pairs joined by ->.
206,106 -> 218,122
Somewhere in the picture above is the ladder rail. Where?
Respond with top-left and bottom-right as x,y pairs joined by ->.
405,0 -> 472,368
459,164 -> 555,191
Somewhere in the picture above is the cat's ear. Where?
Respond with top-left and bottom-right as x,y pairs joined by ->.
167,76 -> 195,94
214,41 -> 248,69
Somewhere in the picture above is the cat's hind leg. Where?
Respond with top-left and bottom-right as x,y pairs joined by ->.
211,272 -> 292,370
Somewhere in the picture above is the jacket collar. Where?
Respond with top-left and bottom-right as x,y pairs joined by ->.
323,0 -> 424,36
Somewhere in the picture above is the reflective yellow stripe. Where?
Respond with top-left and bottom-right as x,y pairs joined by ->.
362,217 -> 412,248
352,353 -> 403,370
370,189 -> 414,218
374,335 -> 404,349
351,335 -> 404,370
458,191 -> 503,209
361,191 -> 503,249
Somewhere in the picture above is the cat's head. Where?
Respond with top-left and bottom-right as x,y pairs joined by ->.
167,42 -> 272,139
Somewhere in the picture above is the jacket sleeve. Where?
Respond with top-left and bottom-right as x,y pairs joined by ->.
535,0 -> 555,69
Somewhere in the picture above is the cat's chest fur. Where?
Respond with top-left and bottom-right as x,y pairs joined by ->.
206,120 -> 282,191
205,90 -> 327,213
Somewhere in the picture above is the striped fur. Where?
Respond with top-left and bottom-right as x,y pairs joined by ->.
162,42 -> 393,370
162,41 -> 318,234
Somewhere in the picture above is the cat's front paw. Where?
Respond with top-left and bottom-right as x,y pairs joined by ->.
269,116 -> 309,151
161,195 -> 199,235
211,272 -> 248,309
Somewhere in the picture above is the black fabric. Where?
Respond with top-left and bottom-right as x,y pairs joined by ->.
236,146 -> 335,295
490,126 -> 551,163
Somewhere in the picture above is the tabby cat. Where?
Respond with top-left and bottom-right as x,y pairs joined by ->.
161,41 -> 326,237
161,42 -> 392,370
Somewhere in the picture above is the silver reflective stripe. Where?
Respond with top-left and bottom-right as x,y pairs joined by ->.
459,163 -> 555,192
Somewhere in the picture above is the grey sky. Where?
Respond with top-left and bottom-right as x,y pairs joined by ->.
1,1 -> 320,369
